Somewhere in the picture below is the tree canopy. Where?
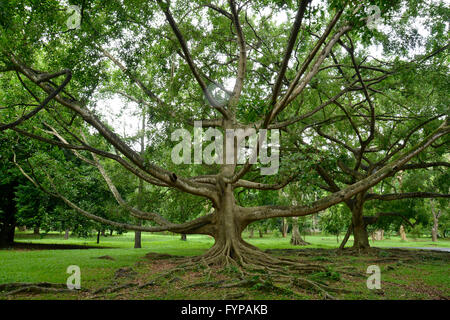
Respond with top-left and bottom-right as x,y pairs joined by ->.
0,0 -> 448,267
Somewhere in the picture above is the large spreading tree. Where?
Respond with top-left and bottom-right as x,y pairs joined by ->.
1,0 -> 449,271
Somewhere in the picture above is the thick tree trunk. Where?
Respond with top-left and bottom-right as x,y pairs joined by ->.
33,226 -> 40,235
290,217 -> 309,246
199,185 -> 263,267
64,229 -> 69,240
351,196 -> 370,250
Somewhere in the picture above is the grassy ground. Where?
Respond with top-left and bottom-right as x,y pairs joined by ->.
0,231 -> 449,300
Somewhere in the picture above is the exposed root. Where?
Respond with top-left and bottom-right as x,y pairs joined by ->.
92,282 -> 137,295
141,240 -> 343,300
185,240 -> 327,276
290,237 -> 310,246
0,282 -> 78,296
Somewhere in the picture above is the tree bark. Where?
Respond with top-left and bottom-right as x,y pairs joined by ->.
290,217 -> 309,246
97,230 -> 101,244
33,226 -> 40,235
430,200 -> 441,242
180,233 -> 187,241
64,229 -> 69,240
134,230 -> 142,248
399,225 -> 407,241
281,218 -> 288,237
351,194 -> 370,250
339,223 -> 353,250
199,185 -> 260,266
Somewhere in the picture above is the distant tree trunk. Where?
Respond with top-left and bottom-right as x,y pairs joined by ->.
311,214 -> 318,234
180,234 -> 187,241
33,226 -> 40,235
399,225 -> 407,241
134,230 -> 142,248
64,229 -> 69,240
110,229 -> 113,236
134,109 -> 146,249
281,218 -> 288,238
430,200 -> 441,242
290,217 -> 309,246
101,230 -> 106,237
372,229 -> 384,241
0,182 -> 18,248
258,229 -> 263,238
18,226 -> 26,232
97,230 -> 101,244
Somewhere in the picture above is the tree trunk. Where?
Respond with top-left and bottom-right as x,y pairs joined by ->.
110,229 -> 113,236
180,234 -> 187,241
399,225 -> 407,241
33,226 -> 40,235
431,224 -> 438,242
339,224 -> 353,250
430,200 -> 440,242
97,230 -> 100,244
258,229 -> 263,238
248,227 -> 254,238
134,106 -> 146,249
64,229 -> 69,240
0,219 -> 15,248
290,217 -> 309,246
198,184 -> 265,267
281,218 -> 288,238
0,182 -> 18,248
134,230 -> 142,248
351,195 -> 370,250
372,229 -> 384,241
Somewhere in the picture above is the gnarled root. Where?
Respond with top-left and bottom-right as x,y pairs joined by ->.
0,282 -> 77,296
186,239 -> 326,275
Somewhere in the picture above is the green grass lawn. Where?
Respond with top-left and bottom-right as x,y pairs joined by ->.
0,231 -> 449,300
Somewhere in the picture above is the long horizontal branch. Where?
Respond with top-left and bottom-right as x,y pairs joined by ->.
13,154 -> 214,235
242,119 -> 449,222
366,192 -> 450,201
8,54 -> 218,201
